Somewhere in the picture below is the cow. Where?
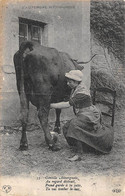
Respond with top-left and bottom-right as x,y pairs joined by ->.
14,41 -> 94,151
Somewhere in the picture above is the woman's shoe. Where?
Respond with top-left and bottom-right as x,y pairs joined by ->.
68,155 -> 81,161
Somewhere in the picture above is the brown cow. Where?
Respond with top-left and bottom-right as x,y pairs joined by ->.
14,41 -> 94,151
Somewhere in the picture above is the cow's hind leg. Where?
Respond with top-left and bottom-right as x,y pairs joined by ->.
19,98 -> 29,151
53,109 -> 61,134
38,98 -> 61,151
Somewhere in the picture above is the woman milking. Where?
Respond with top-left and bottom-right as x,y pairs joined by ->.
50,70 -> 114,161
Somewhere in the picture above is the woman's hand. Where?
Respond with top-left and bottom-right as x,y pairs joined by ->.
50,102 -> 70,109
50,103 -> 56,108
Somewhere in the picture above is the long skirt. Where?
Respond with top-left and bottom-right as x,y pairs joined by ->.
63,105 -> 114,153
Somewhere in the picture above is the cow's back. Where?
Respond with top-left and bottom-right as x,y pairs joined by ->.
14,41 -> 79,105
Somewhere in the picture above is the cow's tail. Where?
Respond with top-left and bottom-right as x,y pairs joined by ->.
18,42 -> 35,121
18,41 -> 35,102
19,53 -> 26,100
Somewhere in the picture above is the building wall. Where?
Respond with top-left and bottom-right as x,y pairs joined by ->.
1,1 -> 90,125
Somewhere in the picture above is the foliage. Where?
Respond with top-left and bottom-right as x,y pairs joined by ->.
91,66 -> 125,109
90,1 -> 124,63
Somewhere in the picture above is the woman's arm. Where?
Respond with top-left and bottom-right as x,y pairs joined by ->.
50,101 -> 71,109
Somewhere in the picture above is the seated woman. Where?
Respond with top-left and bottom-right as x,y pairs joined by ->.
50,70 -> 114,161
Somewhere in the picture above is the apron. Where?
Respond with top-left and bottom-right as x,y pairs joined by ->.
63,83 -> 114,153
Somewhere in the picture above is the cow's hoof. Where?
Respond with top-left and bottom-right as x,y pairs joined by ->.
53,127 -> 61,134
49,145 -> 61,151
50,132 -> 58,143
19,143 -> 28,151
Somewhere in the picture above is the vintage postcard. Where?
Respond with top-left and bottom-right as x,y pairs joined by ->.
0,0 -> 125,195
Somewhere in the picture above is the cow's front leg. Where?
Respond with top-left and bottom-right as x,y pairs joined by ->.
19,99 -> 29,151
53,109 -> 61,134
38,104 -> 61,151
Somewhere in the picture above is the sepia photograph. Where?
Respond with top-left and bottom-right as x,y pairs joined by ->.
0,0 -> 124,195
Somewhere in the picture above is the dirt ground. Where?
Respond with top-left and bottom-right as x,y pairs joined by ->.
0,107 -> 125,178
